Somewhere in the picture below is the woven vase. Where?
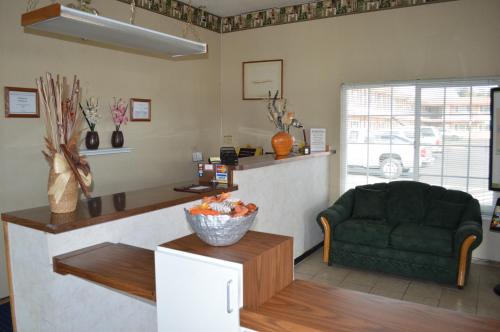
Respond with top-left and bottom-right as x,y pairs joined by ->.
48,168 -> 79,214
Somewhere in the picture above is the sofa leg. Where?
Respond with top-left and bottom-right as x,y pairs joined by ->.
457,235 -> 477,288
320,217 -> 330,264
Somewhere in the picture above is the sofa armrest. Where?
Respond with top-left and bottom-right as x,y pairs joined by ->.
316,189 -> 354,233
455,220 -> 483,253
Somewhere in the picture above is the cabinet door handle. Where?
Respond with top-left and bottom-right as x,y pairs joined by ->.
226,279 -> 233,314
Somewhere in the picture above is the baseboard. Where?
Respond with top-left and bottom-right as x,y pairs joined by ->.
472,257 -> 500,267
294,241 -> 323,265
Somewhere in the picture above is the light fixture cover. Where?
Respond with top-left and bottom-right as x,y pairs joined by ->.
21,4 -> 207,57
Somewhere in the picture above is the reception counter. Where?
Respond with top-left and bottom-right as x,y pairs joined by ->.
1,152 -> 333,331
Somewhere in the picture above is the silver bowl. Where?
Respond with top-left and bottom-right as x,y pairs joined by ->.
184,208 -> 258,246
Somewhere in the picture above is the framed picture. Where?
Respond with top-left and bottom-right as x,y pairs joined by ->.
130,98 -> 151,122
4,87 -> 39,118
489,88 -> 500,191
242,59 -> 283,100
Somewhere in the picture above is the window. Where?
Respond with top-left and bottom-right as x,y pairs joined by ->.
341,79 -> 499,213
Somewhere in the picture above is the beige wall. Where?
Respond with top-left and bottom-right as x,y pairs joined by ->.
0,0 -> 221,297
220,0 -> 500,201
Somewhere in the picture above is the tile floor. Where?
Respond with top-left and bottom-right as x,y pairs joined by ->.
294,248 -> 500,320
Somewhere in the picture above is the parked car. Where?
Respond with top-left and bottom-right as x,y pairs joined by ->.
347,130 -> 434,179
392,127 -> 442,152
438,127 -> 466,143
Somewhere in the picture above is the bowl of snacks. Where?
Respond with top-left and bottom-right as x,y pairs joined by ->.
185,193 -> 258,246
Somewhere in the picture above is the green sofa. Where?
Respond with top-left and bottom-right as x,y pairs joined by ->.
317,181 -> 482,287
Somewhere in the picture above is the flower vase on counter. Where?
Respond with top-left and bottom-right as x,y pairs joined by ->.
110,98 -> 128,148
37,73 -> 93,213
271,131 -> 293,157
48,158 -> 79,213
81,97 -> 101,150
266,90 -> 303,157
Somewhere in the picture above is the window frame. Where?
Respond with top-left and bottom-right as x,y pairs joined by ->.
340,78 -> 500,215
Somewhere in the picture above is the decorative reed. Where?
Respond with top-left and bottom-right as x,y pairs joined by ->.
266,90 -> 303,133
36,73 -> 92,198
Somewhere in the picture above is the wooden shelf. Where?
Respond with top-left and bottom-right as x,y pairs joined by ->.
53,243 -> 156,301
80,147 -> 132,156
21,4 -> 207,57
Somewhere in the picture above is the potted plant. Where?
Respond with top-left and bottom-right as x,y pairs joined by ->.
266,90 -> 303,157
80,97 -> 101,150
110,98 -> 128,148
37,73 -> 92,213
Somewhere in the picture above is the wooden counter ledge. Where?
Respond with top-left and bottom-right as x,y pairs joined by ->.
234,151 -> 334,171
1,181 -> 237,234
53,242 -> 156,301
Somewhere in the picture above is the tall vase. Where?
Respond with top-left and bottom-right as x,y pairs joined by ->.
271,131 -> 293,157
111,130 -> 124,148
48,167 -> 79,214
85,130 -> 100,150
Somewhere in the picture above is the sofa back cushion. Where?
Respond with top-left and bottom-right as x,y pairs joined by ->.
386,181 -> 430,225
352,187 -> 387,220
353,181 -> 475,227
423,200 -> 466,229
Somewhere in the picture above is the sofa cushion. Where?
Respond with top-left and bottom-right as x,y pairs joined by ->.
386,181 -> 430,225
391,224 -> 453,256
352,187 -> 386,220
424,200 -> 465,229
334,219 -> 394,249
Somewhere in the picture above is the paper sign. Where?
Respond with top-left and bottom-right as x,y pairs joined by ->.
310,128 -> 326,152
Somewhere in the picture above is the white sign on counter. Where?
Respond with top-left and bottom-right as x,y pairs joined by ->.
310,128 -> 326,152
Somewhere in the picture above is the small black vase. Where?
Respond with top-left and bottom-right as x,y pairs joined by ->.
111,130 -> 124,148
85,131 -> 99,150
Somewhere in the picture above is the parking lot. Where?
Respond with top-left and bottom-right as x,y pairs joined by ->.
346,146 -> 493,206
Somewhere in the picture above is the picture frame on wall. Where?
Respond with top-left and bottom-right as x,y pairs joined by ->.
489,87 -> 500,191
242,59 -> 283,100
4,86 -> 39,118
130,98 -> 151,122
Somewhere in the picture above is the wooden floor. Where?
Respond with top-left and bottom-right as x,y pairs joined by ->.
240,280 -> 500,332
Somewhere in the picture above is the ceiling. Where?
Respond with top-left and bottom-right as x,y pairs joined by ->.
189,0 -> 309,17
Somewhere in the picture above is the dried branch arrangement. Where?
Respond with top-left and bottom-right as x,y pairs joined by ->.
266,90 -> 303,133
36,73 -> 92,200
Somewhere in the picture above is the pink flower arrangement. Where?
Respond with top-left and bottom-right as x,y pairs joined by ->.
110,98 -> 128,131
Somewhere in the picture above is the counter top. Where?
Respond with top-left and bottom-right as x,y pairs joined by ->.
240,280 -> 500,332
234,151 -> 334,171
1,181 -> 237,234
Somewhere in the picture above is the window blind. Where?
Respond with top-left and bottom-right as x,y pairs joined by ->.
341,78 -> 500,213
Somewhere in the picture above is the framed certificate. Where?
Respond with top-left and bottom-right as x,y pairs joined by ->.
242,59 -> 283,100
4,87 -> 39,118
130,98 -> 151,122
490,88 -> 500,191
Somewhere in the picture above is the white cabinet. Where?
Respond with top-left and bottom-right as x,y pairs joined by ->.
155,247 -> 243,332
